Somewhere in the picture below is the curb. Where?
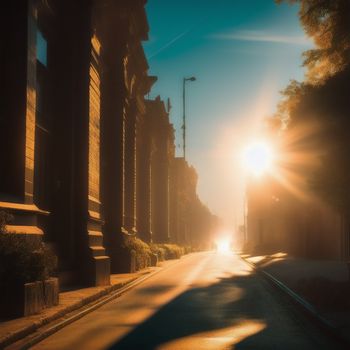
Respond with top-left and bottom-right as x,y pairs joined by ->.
1,279 -> 136,349
2,257 -> 185,350
240,256 -> 350,348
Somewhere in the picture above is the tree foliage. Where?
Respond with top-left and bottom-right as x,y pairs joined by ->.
273,0 -> 350,214
277,0 -> 350,83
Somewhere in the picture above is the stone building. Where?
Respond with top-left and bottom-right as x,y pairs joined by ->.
0,0 -> 217,304
170,157 -> 215,249
98,0 -> 156,273
170,158 -> 194,245
0,0 -> 153,286
148,97 -> 175,243
135,84 -> 157,244
1,0 -> 109,287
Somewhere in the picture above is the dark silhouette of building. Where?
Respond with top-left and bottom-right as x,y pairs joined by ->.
246,174 -> 345,260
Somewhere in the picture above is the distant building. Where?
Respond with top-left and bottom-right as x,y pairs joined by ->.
170,158 -> 215,249
246,174 -> 346,260
145,96 -> 174,243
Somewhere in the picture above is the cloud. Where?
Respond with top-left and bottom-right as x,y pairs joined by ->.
212,30 -> 310,46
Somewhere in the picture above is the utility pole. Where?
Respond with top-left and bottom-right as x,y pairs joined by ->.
182,76 -> 196,160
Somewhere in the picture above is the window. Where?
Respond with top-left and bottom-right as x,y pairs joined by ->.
37,30 -> 47,67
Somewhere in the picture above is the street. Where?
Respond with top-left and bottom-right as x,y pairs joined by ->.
31,252 -> 343,350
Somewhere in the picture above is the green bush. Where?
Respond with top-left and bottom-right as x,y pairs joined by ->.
164,244 -> 184,259
123,236 -> 152,271
150,244 -> 166,261
184,246 -> 193,254
0,211 -> 57,288
151,243 -> 184,260
120,235 -> 188,270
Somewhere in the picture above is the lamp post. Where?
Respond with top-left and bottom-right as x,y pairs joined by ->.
182,76 -> 196,160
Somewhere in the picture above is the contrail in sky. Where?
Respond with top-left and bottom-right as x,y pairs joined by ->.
148,28 -> 192,60
148,16 -> 208,60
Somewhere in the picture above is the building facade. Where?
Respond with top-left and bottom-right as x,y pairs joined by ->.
0,0 -> 217,298
170,158 -> 214,249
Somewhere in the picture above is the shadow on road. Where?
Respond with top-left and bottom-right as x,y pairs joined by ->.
107,271 -> 336,350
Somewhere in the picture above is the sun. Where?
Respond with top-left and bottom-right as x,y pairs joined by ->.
215,237 -> 232,254
243,141 -> 274,176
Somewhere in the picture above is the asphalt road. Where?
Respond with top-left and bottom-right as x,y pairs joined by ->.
32,252 -> 344,350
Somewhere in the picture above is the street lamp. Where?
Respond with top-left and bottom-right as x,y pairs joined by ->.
182,76 -> 196,160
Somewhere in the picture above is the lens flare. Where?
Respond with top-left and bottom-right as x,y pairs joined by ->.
243,141 -> 274,176
216,237 -> 232,254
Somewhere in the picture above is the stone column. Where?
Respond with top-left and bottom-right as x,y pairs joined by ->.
169,158 -> 178,244
56,1 -> 110,286
157,142 -> 170,243
136,112 -> 152,242
150,100 -> 170,243
98,0 -> 152,272
171,158 -> 188,246
99,23 -> 129,272
0,0 -> 45,236
124,99 -> 137,234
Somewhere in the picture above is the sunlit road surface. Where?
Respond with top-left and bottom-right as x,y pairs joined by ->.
32,252 -> 344,350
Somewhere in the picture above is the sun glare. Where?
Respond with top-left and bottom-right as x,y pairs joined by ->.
216,237 -> 232,254
243,141 -> 274,176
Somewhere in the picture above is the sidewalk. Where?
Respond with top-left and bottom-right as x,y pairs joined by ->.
0,260 -> 177,349
241,253 -> 350,344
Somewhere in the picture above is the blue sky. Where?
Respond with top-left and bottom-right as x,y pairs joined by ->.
143,0 -> 313,229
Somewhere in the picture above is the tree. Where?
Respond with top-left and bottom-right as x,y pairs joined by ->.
277,0 -> 350,83
272,0 -> 350,215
